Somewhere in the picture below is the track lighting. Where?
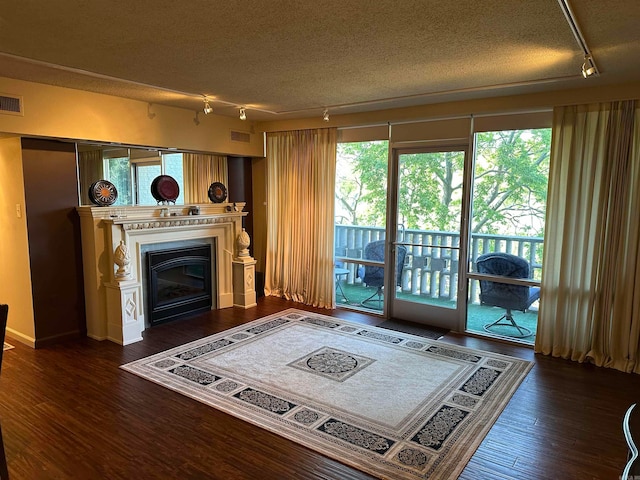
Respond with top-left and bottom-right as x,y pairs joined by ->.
323,109 -> 329,122
203,97 -> 213,114
239,107 -> 246,121
581,55 -> 597,78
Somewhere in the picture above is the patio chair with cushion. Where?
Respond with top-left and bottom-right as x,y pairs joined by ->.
476,252 -> 539,338
361,240 -> 407,309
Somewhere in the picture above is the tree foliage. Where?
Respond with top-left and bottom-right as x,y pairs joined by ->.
472,129 -> 550,235
335,129 -> 551,236
335,141 -> 388,226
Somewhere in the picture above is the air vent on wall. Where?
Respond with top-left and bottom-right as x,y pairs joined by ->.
230,130 -> 251,143
0,93 -> 23,116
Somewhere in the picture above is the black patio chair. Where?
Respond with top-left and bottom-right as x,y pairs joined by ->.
361,240 -> 407,309
476,253 -> 539,338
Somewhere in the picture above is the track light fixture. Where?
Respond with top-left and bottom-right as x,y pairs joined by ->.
239,107 -> 246,121
322,109 -> 329,122
581,55 -> 597,78
203,96 -> 213,114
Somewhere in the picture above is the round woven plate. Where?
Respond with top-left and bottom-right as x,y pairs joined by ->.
208,182 -> 227,203
89,180 -> 118,206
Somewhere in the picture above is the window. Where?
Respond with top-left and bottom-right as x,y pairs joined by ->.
104,156 -> 132,206
334,140 -> 389,310
133,161 -> 162,205
96,149 -> 184,206
466,128 -> 551,342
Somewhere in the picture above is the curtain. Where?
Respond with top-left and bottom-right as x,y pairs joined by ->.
182,153 -> 228,203
264,128 -> 337,308
535,100 -> 640,373
78,150 -> 103,205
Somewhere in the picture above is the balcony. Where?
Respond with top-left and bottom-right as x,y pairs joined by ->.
334,225 -> 542,341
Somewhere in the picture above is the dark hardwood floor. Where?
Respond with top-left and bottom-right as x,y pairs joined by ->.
0,296 -> 637,479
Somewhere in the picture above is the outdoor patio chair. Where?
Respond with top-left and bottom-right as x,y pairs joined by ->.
476,252 -> 539,338
361,240 -> 407,309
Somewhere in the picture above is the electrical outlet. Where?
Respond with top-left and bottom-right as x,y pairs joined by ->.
15,203 -> 22,218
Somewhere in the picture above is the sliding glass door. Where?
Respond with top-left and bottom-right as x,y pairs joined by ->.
387,146 -> 469,330
334,125 -> 550,345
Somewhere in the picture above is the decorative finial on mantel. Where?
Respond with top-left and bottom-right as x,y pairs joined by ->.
114,240 -> 131,280
237,228 -> 251,258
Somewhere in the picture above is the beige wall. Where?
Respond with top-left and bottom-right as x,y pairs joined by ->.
256,81 -> 640,133
0,76 -> 264,157
0,137 -> 35,345
1,74 -> 639,345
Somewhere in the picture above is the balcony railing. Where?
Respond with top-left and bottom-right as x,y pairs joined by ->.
334,225 -> 543,303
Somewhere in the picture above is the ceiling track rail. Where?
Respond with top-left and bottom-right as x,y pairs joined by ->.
557,0 -> 599,75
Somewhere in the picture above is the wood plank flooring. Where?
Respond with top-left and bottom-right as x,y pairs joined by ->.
0,296 -> 637,479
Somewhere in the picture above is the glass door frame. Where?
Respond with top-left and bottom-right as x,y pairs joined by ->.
385,142 -> 473,332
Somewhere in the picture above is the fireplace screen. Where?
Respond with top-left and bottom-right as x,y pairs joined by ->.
146,244 -> 213,325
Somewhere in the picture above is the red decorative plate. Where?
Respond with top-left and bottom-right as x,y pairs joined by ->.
151,175 -> 179,203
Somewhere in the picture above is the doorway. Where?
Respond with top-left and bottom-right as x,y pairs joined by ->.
387,146 -> 469,331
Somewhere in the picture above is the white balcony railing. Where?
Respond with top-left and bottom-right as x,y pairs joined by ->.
334,225 -> 543,302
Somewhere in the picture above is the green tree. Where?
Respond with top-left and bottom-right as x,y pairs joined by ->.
107,157 -> 133,205
396,150 -> 464,232
472,129 -> 550,235
335,141 -> 388,225
335,129 -> 551,236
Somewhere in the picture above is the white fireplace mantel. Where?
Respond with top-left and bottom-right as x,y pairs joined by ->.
77,203 -> 256,345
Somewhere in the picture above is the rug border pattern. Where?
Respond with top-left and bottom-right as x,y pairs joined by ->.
121,308 -> 533,479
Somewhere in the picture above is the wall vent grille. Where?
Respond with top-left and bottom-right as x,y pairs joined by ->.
230,130 -> 251,143
0,94 -> 23,116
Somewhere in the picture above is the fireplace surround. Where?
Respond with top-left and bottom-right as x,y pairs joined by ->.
77,203 -> 256,345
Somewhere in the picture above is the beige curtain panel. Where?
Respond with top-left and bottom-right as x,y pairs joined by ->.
182,153 -> 228,203
264,128 -> 337,309
78,149 -> 103,205
536,100 -> 640,373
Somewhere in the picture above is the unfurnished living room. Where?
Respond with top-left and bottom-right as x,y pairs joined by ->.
1,1 -> 640,479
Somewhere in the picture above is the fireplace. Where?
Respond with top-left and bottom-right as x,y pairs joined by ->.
76,203 -> 257,345
146,244 -> 213,326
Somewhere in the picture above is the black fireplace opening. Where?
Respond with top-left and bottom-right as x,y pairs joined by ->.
146,244 -> 213,326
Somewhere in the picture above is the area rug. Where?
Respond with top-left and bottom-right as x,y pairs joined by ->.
2,342 -> 13,351
121,309 -> 533,479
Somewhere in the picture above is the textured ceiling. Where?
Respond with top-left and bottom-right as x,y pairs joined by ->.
0,0 -> 639,121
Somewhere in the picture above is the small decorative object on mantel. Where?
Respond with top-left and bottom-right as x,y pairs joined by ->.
89,179 -> 118,206
151,175 -> 179,204
236,228 -> 251,259
114,240 -> 131,280
208,182 -> 227,203
188,206 -> 200,215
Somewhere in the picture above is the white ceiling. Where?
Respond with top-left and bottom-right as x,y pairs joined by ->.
0,0 -> 639,121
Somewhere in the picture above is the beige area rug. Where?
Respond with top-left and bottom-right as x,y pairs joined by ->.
121,309 -> 533,479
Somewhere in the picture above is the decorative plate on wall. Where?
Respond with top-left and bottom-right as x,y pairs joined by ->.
208,182 -> 227,203
151,175 -> 180,203
89,180 -> 118,206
